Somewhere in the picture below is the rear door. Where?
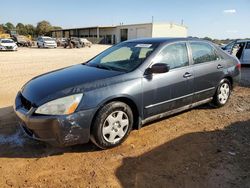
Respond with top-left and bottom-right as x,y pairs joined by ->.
189,42 -> 225,102
242,42 -> 250,64
143,42 -> 194,118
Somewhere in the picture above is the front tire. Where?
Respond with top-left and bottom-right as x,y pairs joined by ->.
91,102 -> 133,149
212,78 -> 231,107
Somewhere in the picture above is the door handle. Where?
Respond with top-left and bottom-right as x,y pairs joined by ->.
217,64 -> 223,69
183,72 -> 192,78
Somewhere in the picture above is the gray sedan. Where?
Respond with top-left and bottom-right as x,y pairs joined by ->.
14,38 -> 240,149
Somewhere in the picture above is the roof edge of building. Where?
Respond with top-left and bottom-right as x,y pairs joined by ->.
51,22 -> 187,32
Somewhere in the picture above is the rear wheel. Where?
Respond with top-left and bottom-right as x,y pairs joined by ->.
212,78 -> 231,107
91,101 -> 133,149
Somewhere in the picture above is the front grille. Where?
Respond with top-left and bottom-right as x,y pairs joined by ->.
6,46 -> 13,49
20,94 -> 32,111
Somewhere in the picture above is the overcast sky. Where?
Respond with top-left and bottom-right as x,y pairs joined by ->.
1,0 -> 249,39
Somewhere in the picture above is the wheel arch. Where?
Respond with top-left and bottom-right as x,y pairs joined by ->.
224,76 -> 233,88
91,95 -> 142,132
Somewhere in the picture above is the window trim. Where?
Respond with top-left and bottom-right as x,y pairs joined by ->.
147,41 -> 190,72
187,41 -> 221,65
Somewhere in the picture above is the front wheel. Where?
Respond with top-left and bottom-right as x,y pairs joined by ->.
212,79 -> 231,107
91,102 -> 133,149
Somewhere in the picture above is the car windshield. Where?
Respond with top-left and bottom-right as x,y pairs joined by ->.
87,42 -> 159,72
44,38 -> 54,41
1,39 -> 14,43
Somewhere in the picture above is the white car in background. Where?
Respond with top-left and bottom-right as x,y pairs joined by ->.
37,36 -> 57,48
0,38 -> 18,51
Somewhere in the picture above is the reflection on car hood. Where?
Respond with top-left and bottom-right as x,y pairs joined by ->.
0,43 -> 16,47
44,41 -> 56,44
21,64 -> 123,106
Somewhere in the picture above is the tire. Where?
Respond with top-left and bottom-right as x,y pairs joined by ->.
212,78 -> 232,107
91,101 -> 133,149
37,43 -> 40,48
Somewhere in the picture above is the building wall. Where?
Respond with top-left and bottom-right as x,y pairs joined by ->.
51,22 -> 188,44
116,24 -> 152,43
152,23 -> 187,38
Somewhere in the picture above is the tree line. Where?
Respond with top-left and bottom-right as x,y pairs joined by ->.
0,20 -> 62,37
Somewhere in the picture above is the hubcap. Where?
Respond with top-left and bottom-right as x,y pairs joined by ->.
102,111 -> 129,143
218,83 -> 230,104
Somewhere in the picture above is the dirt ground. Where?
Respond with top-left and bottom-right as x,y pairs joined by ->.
0,47 -> 250,188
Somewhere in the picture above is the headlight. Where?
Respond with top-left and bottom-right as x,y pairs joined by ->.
35,94 -> 83,115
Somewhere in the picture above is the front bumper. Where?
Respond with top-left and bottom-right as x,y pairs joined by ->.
14,92 -> 96,147
43,43 -> 57,48
0,45 -> 17,51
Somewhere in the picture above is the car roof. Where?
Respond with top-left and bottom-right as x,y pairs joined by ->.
125,37 -> 206,44
236,39 -> 250,43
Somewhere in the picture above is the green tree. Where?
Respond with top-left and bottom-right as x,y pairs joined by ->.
203,37 -> 213,41
52,26 -> 62,30
0,24 -> 5,34
36,20 -> 52,36
16,23 -> 27,35
25,24 -> 36,36
5,22 -> 15,30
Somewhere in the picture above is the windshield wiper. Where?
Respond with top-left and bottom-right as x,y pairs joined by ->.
96,64 -> 113,71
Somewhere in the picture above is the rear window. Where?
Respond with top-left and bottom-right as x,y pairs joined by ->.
190,42 -> 219,64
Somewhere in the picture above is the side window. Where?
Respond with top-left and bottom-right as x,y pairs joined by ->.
245,42 -> 250,49
154,43 -> 189,70
190,42 -> 219,64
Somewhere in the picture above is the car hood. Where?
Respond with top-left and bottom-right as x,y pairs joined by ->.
44,40 -> 56,44
0,43 -> 16,47
21,64 -> 123,106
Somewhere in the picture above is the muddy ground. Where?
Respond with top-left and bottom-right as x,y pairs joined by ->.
0,47 -> 250,187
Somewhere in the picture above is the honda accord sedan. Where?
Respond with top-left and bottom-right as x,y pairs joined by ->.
14,38 -> 241,149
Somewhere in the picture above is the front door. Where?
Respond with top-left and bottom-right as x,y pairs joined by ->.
142,42 -> 194,118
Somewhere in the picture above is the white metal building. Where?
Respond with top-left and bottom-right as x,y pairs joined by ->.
51,22 -> 188,44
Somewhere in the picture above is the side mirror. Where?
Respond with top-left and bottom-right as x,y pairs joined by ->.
146,63 -> 170,74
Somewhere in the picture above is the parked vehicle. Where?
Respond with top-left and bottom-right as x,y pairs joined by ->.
222,39 -> 250,64
37,36 -> 57,48
79,38 -> 92,47
12,35 -> 32,47
14,38 -> 240,149
0,38 -> 18,51
56,38 -> 67,47
70,37 -> 82,48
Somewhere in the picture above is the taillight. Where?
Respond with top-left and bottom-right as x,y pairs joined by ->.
236,63 -> 241,70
